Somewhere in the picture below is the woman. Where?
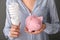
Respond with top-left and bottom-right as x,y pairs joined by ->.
3,0 -> 60,40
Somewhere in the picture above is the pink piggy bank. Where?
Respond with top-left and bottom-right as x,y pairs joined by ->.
25,15 -> 43,32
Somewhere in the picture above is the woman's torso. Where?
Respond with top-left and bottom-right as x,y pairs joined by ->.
9,0 -> 49,40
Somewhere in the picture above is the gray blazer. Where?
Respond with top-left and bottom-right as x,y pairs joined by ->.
3,0 -> 60,40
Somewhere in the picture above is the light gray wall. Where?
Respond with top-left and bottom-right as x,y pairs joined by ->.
0,0 -> 60,40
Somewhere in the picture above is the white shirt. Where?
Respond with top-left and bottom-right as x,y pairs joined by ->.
3,0 -> 60,40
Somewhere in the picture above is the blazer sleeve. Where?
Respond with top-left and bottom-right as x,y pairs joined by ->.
44,0 -> 60,34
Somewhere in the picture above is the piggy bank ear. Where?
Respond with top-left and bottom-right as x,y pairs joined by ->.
38,16 -> 43,21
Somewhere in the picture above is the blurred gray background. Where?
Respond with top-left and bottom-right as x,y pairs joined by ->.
0,0 -> 60,40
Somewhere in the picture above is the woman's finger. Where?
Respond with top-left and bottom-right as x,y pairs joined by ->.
10,28 -> 20,33
9,33 -> 19,38
9,31 -> 20,38
11,25 -> 20,29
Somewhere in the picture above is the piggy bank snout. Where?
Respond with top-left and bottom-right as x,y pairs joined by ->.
29,29 -> 35,32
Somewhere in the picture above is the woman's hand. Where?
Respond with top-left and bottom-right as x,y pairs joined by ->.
9,24 -> 20,38
24,24 -> 46,35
